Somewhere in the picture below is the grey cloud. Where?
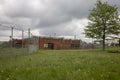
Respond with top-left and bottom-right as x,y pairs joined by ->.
37,0 -> 97,27
0,0 -> 6,5
39,19 -> 85,37
3,0 -> 41,18
1,0 -> 120,28
51,0 -> 96,18
2,0 -> 97,28
0,0 -> 120,41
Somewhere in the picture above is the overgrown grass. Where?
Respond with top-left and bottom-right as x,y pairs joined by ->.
0,48 -> 28,59
0,48 -> 120,80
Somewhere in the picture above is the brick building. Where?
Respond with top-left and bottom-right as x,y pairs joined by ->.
39,37 -> 81,50
13,37 -> 81,50
12,39 -> 28,48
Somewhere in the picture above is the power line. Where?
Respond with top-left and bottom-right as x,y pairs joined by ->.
0,23 -> 38,38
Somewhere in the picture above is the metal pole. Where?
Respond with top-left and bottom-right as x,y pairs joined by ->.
11,27 -> 13,48
54,33 -> 56,38
28,28 -> 30,53
22,30 -> 24,48
28,28 -> 30,45
38,36 -> 39,50
74,35 -> 76,40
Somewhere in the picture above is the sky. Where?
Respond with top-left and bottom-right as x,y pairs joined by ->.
0,0 -> 120,42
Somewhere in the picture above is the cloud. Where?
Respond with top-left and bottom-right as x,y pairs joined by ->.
39,18 -> 89,39
0,0 -> 120,42
1,0 -> 97,27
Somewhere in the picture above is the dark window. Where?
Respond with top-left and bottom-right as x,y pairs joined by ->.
71,44 -> 80,48
48,43 -> 54,49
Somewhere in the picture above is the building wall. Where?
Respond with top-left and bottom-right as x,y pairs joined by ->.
39,37 -> 81,50
12,37 -> 81,50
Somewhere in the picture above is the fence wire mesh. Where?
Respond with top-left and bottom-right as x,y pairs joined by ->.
0,25 -> 39,59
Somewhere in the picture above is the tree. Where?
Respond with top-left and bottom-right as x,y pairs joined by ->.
85,0 -> 120,51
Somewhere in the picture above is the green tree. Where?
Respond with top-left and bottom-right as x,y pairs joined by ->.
85,0 -> 120,51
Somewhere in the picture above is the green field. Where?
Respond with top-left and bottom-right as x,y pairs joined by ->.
0,48 -> 120,80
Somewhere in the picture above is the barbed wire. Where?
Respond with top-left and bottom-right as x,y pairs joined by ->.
0,23 -> 40,41
0,23 -> 24,31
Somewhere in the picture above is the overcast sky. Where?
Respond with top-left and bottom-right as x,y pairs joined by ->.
0,0 -> 120,42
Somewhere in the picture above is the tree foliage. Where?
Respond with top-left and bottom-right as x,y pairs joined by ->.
85,0 -> 120,50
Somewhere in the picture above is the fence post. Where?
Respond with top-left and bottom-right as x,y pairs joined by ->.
22,30 -> 24,48
74,35 -> 76,40
11,27 -> 13,48
28,28 -> 30,53
38,36 -> 40,49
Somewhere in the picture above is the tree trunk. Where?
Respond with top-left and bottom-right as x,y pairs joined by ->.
119,38 -> 120,47
102,34 -> 105,51
102,26 -> 106,51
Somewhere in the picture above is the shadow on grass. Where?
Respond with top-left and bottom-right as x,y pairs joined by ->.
107,50 -> 120,54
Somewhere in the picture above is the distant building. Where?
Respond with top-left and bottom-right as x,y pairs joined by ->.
39,37 -> 81,50
12,39 -> 28,48
94,36 -> 120,46
12,37 -> 81,50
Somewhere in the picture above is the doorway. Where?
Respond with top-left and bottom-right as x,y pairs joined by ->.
48,43 -> 54,49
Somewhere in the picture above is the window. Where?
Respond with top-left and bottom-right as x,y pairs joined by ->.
71,44 -> 80,48
44,44 -> 48,48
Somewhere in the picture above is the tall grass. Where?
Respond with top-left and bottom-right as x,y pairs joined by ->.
0,48 -> 28,59
0,48 -> 120,80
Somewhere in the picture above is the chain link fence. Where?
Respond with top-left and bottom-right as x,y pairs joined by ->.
0,24 -> 39,59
